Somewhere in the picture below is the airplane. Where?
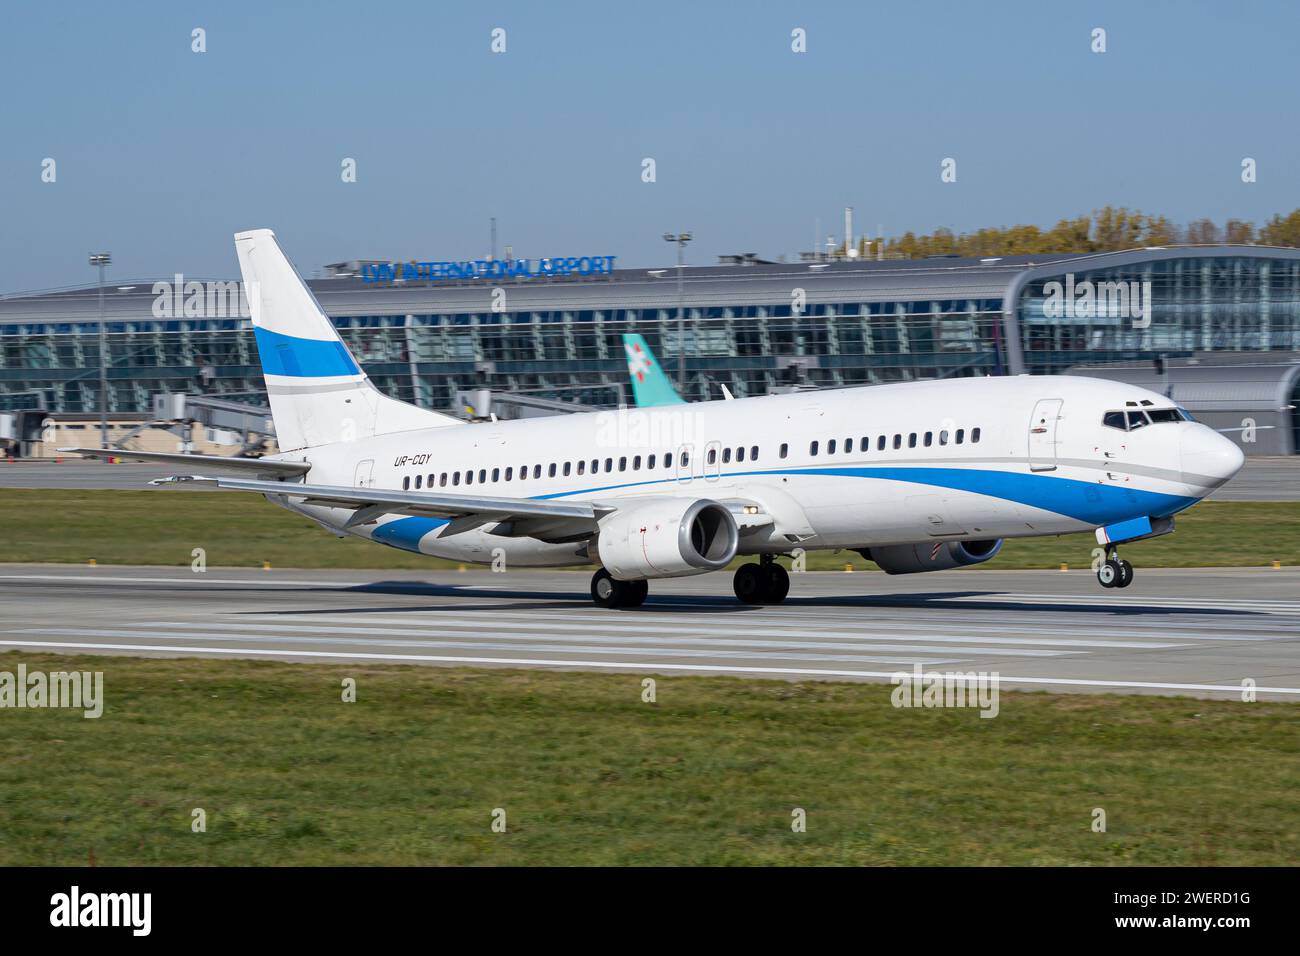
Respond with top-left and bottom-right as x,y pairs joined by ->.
68,229 -> 1246,608
622,333 -> 686,406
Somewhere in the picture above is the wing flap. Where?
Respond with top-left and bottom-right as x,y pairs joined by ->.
164,476 -> 599,532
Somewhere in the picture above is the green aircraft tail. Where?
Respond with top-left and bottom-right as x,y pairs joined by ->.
622,333 -> 686,406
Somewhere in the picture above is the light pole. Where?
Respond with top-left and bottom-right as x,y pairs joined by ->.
89,252 -> 111,449
662,232 -> 692,390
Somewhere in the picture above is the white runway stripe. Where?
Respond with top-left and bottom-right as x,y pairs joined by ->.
135,619 -> 1114,654
10,629 -> 966,667
1,638 -> 1296,695
264,614 -> 1192,649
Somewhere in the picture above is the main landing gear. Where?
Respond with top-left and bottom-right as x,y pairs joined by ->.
733,555 -> 791,606
1097,550 -> 1134,589
590,568 -> 648,609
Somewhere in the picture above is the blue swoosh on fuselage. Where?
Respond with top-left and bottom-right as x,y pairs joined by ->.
362,465 -> 1199,553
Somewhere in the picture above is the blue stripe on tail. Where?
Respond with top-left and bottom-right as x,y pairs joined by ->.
254,327 -> 359,378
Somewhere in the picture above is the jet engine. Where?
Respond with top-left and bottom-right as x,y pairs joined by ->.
596,498 -> 739,580
859,539 -> 1003,575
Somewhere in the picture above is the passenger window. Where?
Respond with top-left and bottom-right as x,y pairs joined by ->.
619,456 -> 627,471
939,430 -> 948,446
563,462 -> 571,476
972,427 -> 981,443
860,436 -> 869,450
403,476 -> 410,490
736,446 -> 745,462
779,443 -> 789,459
633,455 -> 641,470
810,440 -> 819,456
577,461 -> 585,476
681,451 -> 690,467
923,432 -> 932,447
828,439 -> 837,454
722,447 -> 732,464
534,464 -> 542,478
505,467 -> 513,481
845,438 -> 853,453
452,472 -> 460,486
893,434 -> 901,450
663,452 -> 672,468
465,471 -> 473,486
750,445 -> 758,461
479,469 -> 486,483
440,473 -> 448,487
416,475 -> 425,489
956,429 -> 964,444
606,457 -> 614,472
547,463 -> 555,478
491,468 -> 499,482
877,436 -> 886,451
908,433 -> 917,448
707,448 -> 717,465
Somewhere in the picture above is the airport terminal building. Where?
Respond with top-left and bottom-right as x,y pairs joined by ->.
2,244 -> 1299,453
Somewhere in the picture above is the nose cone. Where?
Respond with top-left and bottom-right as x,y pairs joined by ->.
1180,425 -> 1245,488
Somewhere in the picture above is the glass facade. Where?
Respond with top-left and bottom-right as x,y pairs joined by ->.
3,250 -> 1298,415
0,299 -> 1006,414
1016,254 -> 1300,374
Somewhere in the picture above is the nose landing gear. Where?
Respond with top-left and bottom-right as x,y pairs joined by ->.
1097,551 -> 1134,589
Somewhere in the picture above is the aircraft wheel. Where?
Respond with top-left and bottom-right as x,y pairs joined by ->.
1097,559 -> 1120,589
592,568 -> 622,608
1115,559 -> 1134,589
733,563 -> 765,604
762,563 -> 790,604
623,579 -> 649,608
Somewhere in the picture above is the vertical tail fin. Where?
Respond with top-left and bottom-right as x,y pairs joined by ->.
622,333 -> 686,407
235,229 -> 461,451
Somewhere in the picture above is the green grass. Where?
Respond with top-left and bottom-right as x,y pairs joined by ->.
0,652 -> 1294,866
0,489 -> 1297,571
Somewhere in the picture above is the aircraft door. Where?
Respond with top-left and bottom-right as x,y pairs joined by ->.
354,459 -> 375,487
1028,399 -> 1063,472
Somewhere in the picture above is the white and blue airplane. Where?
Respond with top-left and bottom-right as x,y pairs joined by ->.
70,230 -> 1245,608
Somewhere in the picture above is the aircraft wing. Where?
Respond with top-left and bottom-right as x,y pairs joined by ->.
153,475 -> 606,536
61,447 -> 310,478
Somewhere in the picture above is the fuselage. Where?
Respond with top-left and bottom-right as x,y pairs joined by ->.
267,374 -> 1244,569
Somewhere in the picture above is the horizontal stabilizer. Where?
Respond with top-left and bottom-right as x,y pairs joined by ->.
61,448 -> 310,477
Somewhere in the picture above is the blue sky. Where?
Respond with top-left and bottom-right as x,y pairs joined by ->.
2,0 -> 1297,292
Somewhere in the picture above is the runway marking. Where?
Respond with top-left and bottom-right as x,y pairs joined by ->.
10,629 -> 964,666
283,612 -> 1237,646
0,638 -> 1296,695
132,619 -> 1131,653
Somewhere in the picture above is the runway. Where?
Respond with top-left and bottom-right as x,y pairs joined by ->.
0,564 -> 1297,698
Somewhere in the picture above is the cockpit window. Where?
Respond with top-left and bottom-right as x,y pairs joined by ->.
1102,411 -> 1127,430
1104,407 -> 1189,430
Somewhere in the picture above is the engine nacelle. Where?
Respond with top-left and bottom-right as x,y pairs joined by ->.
596,498 -> 739,580
859,539 -> 1003,575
